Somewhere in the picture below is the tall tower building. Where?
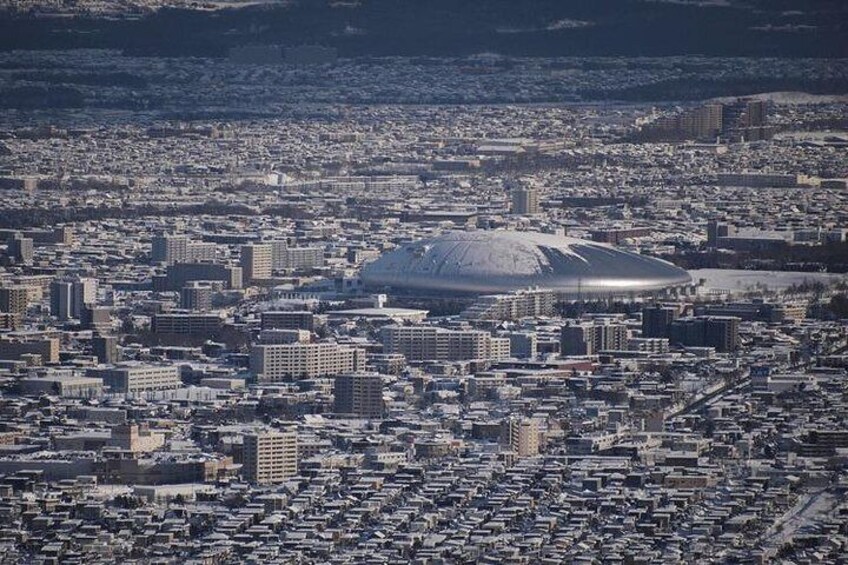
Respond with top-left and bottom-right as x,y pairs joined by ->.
334,374 -> 385,418
240,243 -> 273,283
72,278 -> 97,319
51,278 -> 97,320
50,281 -> 73,320
511,186 -> 540,215
242,430 -> 298,484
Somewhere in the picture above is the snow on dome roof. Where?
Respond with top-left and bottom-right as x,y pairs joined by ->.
361,230 -> 691,295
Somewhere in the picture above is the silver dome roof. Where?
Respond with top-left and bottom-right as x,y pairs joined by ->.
361,230 -> 692,295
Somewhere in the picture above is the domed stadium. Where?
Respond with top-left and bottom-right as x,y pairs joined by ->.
361,230 -> 692,296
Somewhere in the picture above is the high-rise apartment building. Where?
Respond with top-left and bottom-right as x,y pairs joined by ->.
679,103 -> 723,139
334,374 -> 384,418
180,282 -> 213,311
507,332 -> 537,359
502,419 -> 540,457
251,342 -> 364,381
641,305 -> 680,338
669,316 -> 740,352
561,320 -> 628,356
50,278 -> 97,320
152,234 -> 188,265
278,246 -> 324,271
152,235 -> 218,265
240,243 -> 273,282
160,263 -> 242,291
0,337 -> 60,364
73,278 -> 97,318
381,325 -> 510,362
0,286 -> 29,315
91,335 -> 119,364
707,220 -> 732,247
151,313 -> 224,335
81,306 -> 112,333
261,311 -> 318,331
461,289 -> 556,321
242,430 -> 298,484
50,281 -> 72,320
7,234 -> 34,265
511,186 -> 540,215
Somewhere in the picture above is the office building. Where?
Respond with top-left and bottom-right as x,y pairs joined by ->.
334,374 -> 384,418
707,220 -> 731,248
109,424 -> 165,453
240,243 -> 273,283
251,342 -> 364,381
242,430 -> 298,484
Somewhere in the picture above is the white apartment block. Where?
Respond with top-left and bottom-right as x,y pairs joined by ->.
251,342 -> 364,381
242,430 -> 298,484
381,325 -> 511,362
